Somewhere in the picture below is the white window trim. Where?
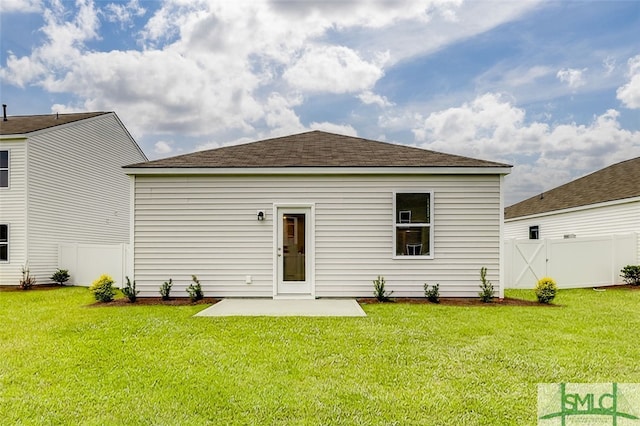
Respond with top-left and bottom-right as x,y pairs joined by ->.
392,191 -> 434,259
0,223 -> 8,263
0,150 -> 8,189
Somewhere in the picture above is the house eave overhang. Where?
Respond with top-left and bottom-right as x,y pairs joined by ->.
504,195 -> 640,222
0,135 -> 28,141
124,166 -> 512,176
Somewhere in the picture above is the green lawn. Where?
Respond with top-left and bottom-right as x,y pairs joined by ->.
1,287 -> 639,425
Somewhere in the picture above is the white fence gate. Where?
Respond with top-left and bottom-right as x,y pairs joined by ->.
504,234 -> 638,289
58,243 -> 131,287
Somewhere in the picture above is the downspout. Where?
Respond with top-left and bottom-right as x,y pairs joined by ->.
499,174 -> 506,299
128,174 -> 135,292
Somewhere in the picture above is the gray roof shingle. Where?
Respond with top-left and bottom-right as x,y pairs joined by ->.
0,112 -> 109,135
125,130 -> 511,169
505,156 -> 640,219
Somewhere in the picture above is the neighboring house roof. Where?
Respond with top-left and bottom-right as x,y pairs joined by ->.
505,156 -> 640,220
0,112 -> 109,135
125,130 -> 511,169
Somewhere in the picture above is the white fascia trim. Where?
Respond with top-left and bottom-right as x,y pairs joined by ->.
504,195 -> 640,223
124,166 -> 512,176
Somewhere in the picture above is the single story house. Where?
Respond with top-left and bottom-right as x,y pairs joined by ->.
0,110 -> 147,285
504,156 -> 640,258
504,157 -> 640,288
124,131 -> 512,299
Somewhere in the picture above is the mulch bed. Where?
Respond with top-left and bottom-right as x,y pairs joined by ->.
0,283 -> 62,292
88,297 -> 221,307
4,284 -> 638,307
357,297 -> 557,307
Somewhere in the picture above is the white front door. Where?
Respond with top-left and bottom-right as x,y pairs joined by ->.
276,206 -> 313,298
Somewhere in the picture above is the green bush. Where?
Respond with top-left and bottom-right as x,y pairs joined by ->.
160,278 -> 173,300
620,265 -> 640,286
373,275 -> 393,302
479,267 -> 495,303
535,277 -> 558,304
50,269 -> 70,286
121,276 -> 139,303
19,263 -> 36,290
424,283 -> 440,303
89,274 -> 116,303
187,275 -> 203,302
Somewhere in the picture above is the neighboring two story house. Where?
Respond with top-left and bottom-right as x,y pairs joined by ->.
0,111 -> 147,285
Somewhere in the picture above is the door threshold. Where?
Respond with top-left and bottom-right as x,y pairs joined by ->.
273,295 -> 316,300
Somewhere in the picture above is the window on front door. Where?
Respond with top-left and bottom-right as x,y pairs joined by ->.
394,192 -> 433,257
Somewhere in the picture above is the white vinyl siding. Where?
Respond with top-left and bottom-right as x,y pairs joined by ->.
0,141 -> 27,284
132,174 -> 502,298
25,113 -> 146,284
504,198 -> 640,263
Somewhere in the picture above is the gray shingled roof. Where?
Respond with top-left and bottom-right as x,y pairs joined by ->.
505,156 -> 640,220
0,112 -> 109,135
126,130 -> 511,169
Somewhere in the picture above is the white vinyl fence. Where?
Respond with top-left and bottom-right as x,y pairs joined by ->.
58,243 -> 130,287
504,234 -> 638,289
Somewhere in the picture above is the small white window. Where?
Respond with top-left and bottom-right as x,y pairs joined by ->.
0,224 -> 7,262
0,151 -> 8,188
529,225 -> 539,240
394,192 -> 433,258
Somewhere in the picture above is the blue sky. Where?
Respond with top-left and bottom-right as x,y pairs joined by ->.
1,0 -> 639,205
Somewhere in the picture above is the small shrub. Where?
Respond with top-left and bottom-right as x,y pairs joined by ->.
121,276 -> 139,303
424,282 -> 440,303
187,275 -> 203,302
620,265 -> 640,286
373,275 -> 393,302
89,274 -> 116,303
19,263 -> 36,290
535,277 -> 558,304
50,269 -> 70,286
478,267 -> 495,303
160,278 -> 173,300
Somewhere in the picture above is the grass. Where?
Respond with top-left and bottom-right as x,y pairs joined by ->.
0,287 -> 639,425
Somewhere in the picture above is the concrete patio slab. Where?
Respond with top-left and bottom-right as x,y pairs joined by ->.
194,298 -> 366,317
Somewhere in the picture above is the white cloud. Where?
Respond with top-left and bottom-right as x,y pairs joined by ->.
412,93 -> 640,205
284,45 -> 385,94
358,90 -> 394,108
263,92 -> 305,136
154,140 -> 173,155
556,67 -> 587,89
0,0 -> 42,13
0,0 -> 543,142
104,0 -> 146,27
309,122 -> 358,136
603,56 -> 616,76
617,55 -> 640,109
501,66 -> 553,88
0,54 -> 47,87
1,0 -> 100,87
